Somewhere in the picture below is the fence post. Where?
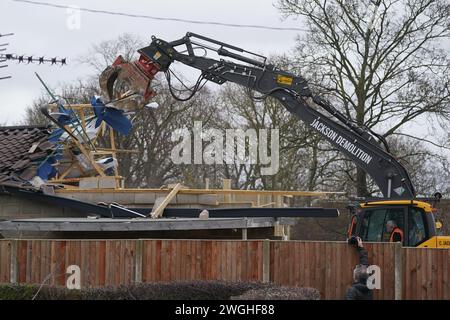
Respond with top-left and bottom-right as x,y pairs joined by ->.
134,240 -> 143,284
394,242 -> 403,300
262,240 -> 270,283
10,239 -> 18,284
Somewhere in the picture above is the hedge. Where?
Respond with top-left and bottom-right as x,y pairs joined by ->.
0,281 -> 320,300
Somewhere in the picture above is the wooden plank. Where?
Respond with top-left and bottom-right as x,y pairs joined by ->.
248,241 -> 254,281
109,128 -> 120,184
436,249 -> 442,300
324,242 -> 331,299
0,241 -> 10,283
202,240 -> 208,280
142,240 -> 149,282
18,241 -> 25,283
177,240 -> 184,281
185,240 -> 191,280
72,241 -> 81,287
148,240 -> 155,282
235,241 -> 241,281
210,240 -> 216,280
429,249 -> 435,300
156,240 -> 162,282
278,241 -> 285,284
252,241 -> 260,280
160,241 -> 167,282
114,241 -> 120,286
226,241 -> 232,280
444,250 -> 449,300
405,248 -> 411,300
175,240 -> 182,281
42,240 -> 50,286
84,241 -> 92,286
389,243 -> 397,299
59,241 -> 67,287
127,240 -> 135,285
298,242 -> 303,286
206,240 -> 216,280
374,243 -> 382,300
301,242 -> 308,290
190,240 -> 197,280
411,248 -> 418,299
223,179 -> 231,203
33,241 -> 40,284
194,240 -> 200,280
276,241 -> 282,284
335,243 -> 342,298
258,241 -> 264,281
240,241 -> 247,281
118,241 -> 125,285
104,241 -> 112,286
320,241 -> 327,297
48,241 -> 55,286
233,241 -> 239,280
168,240 -> 175,281
79,241 -> 87,286
90,240 -> 97,287
420,248 -> 427,299
170,240 -> 177,281
151,183 -> 182,218
183,240 -> 190,280
98,241 -> 106,286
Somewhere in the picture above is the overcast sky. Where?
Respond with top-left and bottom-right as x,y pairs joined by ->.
1,0 -> 448,155
0,0 -> 306,124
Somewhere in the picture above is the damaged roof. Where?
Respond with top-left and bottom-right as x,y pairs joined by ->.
0,125 -> 54,187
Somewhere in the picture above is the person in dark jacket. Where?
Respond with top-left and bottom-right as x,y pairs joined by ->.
345,236 -> 373,300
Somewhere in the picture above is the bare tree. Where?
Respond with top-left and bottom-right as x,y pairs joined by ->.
219,80 -> 341,192
81,33 -> 145,74
277,0 -> 450,196
21,78 -> 100,126
117,81 -> 221,188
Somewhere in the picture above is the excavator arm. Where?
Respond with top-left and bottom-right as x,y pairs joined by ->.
100,32 -> 416,199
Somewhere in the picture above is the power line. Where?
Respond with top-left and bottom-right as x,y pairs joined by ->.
12,0 -> 308,32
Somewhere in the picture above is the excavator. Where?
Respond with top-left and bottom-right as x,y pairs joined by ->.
99,32 -> 450,248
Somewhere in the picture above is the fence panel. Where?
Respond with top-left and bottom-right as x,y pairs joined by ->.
141,240 -> 264,282
1,239 -> 449,300
14,240 -> 137,287
403,248 -> 449,300
270,241 -> 396,300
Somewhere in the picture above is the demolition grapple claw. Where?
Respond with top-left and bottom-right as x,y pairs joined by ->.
99,55 -> 160,109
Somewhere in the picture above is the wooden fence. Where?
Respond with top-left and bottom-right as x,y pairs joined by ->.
0,239 -> 448,300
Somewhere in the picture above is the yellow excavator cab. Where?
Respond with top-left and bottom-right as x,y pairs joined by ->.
349,200 -> 450,248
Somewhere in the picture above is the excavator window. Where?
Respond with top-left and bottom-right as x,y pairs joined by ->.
408,207 -> 427,246
360,207 -> 406,244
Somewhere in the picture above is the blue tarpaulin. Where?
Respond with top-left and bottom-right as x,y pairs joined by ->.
37,146 -> 63,180
57,104 -> 75,125
91,97 -> 132,135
